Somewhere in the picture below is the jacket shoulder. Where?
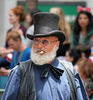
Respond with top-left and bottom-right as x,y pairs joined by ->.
19,59 -> 32,73
59,60 -> 74,73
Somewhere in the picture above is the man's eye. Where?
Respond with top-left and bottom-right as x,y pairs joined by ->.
42,40 -> 49,45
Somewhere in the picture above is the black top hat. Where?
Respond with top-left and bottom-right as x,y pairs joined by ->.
27,12 -> 66,44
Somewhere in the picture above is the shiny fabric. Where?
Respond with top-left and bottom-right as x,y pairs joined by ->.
41,64 -> 64,79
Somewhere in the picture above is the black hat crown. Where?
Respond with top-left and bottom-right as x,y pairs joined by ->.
27,12 -> 65,44
33,12 -> 59,35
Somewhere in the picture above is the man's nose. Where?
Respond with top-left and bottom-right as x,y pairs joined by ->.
38,42 -> 44,48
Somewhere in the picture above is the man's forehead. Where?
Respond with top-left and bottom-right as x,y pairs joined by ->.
34,36 -> 58,40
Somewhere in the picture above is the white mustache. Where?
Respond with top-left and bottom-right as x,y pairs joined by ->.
35,49 -> 47,54
31,45 -> 57,65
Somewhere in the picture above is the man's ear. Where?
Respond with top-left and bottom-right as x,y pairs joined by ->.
56,41 -> 60,51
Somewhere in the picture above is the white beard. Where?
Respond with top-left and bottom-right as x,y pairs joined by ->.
31,45 -> 57,65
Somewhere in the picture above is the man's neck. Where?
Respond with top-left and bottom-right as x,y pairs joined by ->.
18,43 -> 26,52
48,58 -> 55,64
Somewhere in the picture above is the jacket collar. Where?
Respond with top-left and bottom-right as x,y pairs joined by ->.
50,58 -> 64,71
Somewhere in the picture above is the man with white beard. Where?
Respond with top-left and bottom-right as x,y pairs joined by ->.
2,12 -> 88,100
31,38 -> 58,66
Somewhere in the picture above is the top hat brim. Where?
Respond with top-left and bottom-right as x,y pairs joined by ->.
27,30 -> 66,44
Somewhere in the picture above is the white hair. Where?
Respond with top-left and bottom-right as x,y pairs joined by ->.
31,45 -> 57,65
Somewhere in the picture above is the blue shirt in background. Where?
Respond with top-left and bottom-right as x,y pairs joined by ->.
2,58 -> 88,100
10,47 -> 31,69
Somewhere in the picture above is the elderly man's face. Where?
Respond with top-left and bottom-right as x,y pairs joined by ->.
33,36 -> 60,54
31,36 -> 60,65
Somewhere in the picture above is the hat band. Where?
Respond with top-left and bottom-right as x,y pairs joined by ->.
34,26 -> 54,35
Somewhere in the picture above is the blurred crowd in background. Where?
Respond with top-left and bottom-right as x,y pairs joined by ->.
0,4 -> 93,100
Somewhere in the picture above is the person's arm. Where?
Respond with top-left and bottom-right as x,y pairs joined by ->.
0,48 -> 13,57
0,52 -> 15,76
1,65 -> 20,100
74,68 -> 88,100
0,67 -> 11,76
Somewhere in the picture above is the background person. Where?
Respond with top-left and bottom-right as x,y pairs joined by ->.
6,5 -> 26,46
84,78 -> 93,100
65,48 -> 81,66
0,31 -> 31,76
75,58 -> 93,81
76,44 -> 91,58
25,8 -> 41,47
71,6 -> 93,48
50,7 -> 71,56
76,44 -> 93,62
0,5 -> 26,68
